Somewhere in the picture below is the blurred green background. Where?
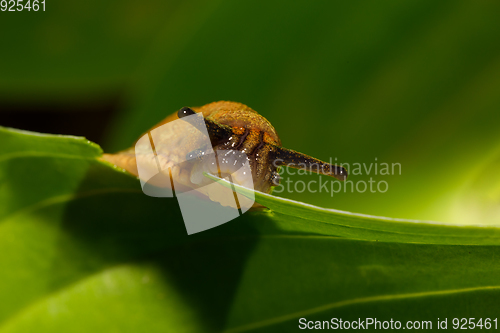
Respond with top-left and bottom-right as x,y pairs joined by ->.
3,2 -> 500,332
2,0 -> 500,225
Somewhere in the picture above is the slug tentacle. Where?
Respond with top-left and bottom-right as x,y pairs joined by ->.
270,145 -> 348,181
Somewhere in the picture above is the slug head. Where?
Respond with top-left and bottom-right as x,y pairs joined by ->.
177,102 -> 347,194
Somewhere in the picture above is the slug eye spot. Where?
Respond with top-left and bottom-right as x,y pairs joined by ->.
178,107 -> 196,118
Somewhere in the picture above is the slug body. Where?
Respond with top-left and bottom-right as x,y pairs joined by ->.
103,101 -> 347,202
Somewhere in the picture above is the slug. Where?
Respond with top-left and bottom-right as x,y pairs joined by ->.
103,101 -> 347,204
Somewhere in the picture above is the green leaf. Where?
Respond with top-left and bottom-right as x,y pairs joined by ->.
205,173 -> 500,245
2,126 -> 500,333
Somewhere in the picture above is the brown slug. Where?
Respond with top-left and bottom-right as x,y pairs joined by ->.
103,101 -> 347,200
